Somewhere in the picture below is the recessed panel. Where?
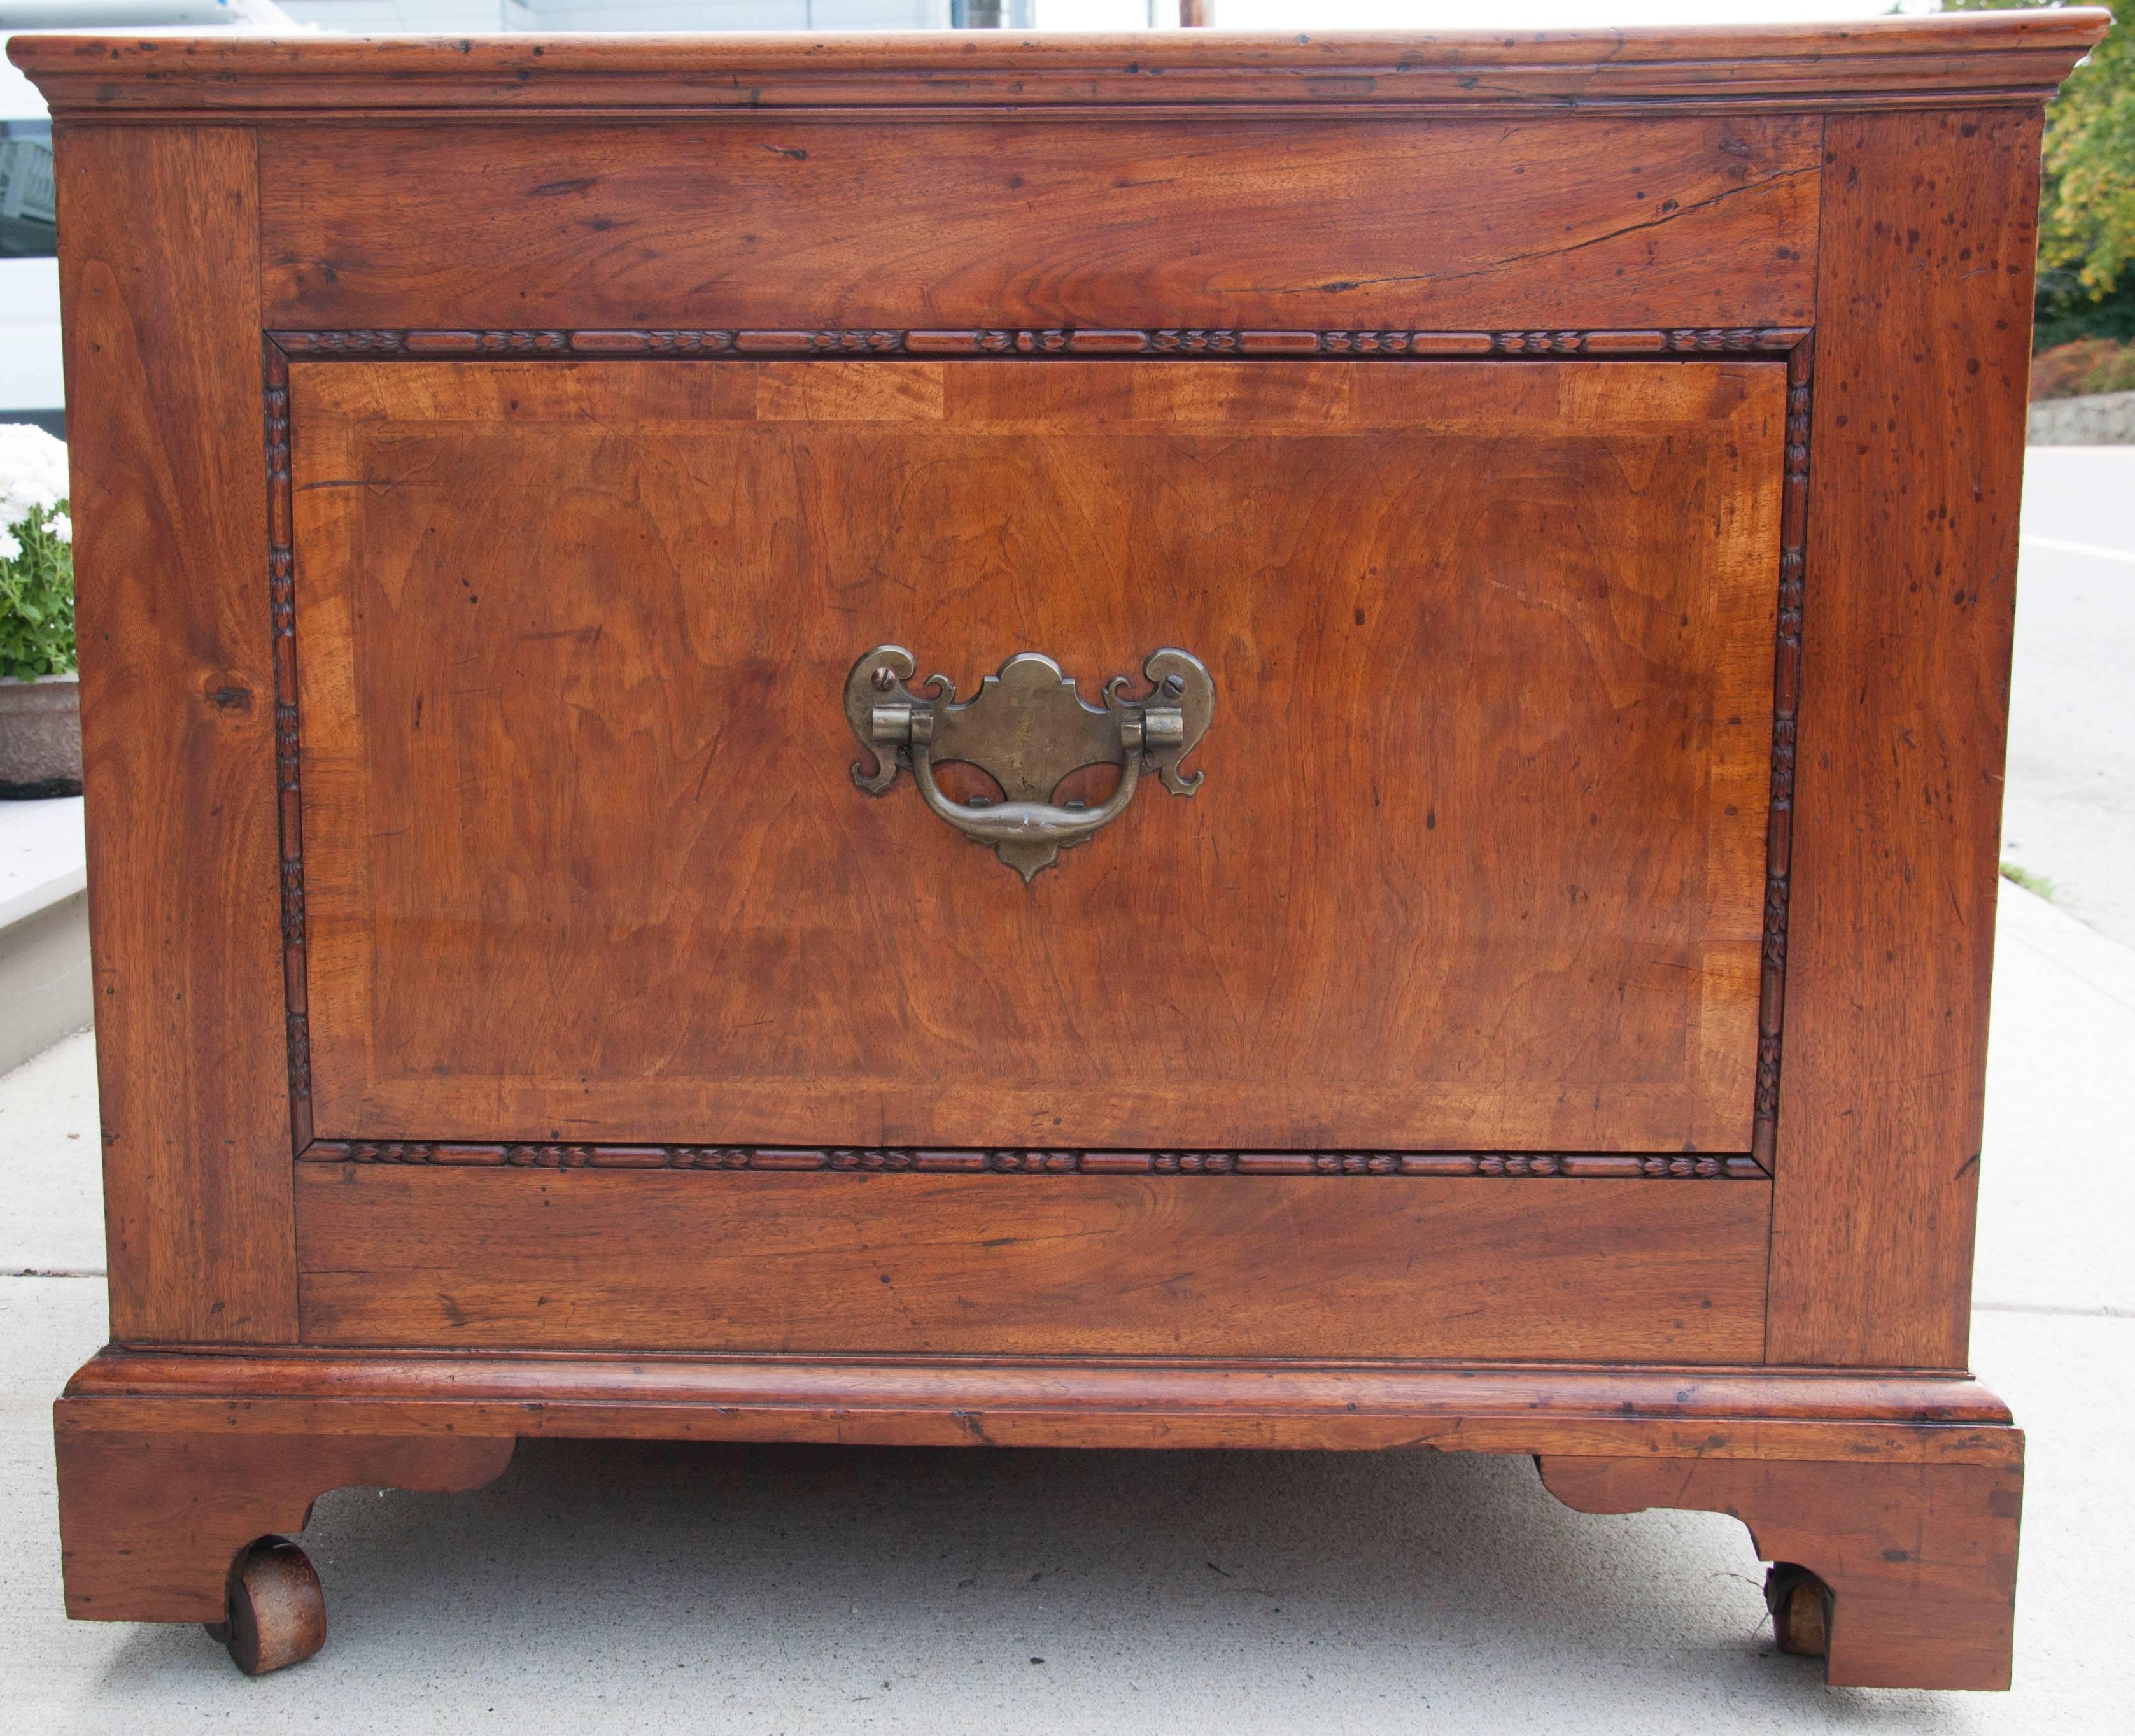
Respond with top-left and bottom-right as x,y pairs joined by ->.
292,357 -> 1780,1150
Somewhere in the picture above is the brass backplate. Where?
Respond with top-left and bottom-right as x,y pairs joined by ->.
845,646 -> 1214,880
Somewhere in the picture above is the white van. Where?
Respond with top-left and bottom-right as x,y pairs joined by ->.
0,2 -> 307,431
0,0 -> 1039,430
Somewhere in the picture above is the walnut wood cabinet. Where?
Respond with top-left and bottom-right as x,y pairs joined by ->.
15,13 -> 2108,1688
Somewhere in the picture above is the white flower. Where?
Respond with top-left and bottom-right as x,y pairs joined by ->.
0,423 -> 67,488
0,424 -> 68,543
50,512 -> 70,544
0,526 -> 20,563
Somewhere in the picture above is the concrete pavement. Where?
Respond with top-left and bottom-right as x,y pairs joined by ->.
2,880 -> 2131,1731
2005,446 -> 2135,945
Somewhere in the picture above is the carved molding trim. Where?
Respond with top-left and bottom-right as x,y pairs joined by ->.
300,1141 -> 1767,1179
20,24 -> 2110,123
263,344 -> 313,1149
270,327 -> 1812,362
279,859 -> 305,950
1752,337 -> 1813,1168
264,324 -> 1810,1168
285,1015 -> 312,1104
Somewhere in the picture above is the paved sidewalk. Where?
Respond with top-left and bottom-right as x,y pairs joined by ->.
0,882 -> 2129,1732
2005,445 -> 2135,945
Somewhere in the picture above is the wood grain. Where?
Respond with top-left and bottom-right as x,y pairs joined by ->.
50,1342 -> 2013,1661
1540,1443 -> 2024,1690
65,1344 -> 2017,1451
292,1164 -> 1773,1362
53,1413 -> 513,1623
55,125 -> 297,1343
290,358 -> 1780,1154
13,17 -> 2110,117
1767,111 -> 2042,1369
256,116 -> 1821,334
22,21 -> 2090,1686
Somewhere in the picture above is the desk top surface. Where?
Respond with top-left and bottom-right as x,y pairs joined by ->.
10,13 -> 2111,120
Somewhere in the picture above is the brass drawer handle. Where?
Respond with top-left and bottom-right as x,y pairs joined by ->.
844,645 -> 1214,881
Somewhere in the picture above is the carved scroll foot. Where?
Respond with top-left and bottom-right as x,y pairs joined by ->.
1537,1436 -> 2024,1690
54,1390 -> 516,1647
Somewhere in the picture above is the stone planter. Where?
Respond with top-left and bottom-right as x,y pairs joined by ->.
0,673 -> 82,798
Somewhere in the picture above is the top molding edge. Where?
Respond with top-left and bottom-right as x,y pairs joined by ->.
9,15 -> 2114,120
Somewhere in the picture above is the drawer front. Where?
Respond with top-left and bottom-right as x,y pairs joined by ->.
290,355 -> 1780,1155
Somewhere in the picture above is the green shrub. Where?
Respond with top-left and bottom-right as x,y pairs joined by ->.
2036,278 -> 2135,351
2031,337 -> 2135,400
0,423 -> 73,681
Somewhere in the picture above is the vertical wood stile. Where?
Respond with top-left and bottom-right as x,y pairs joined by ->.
53,125 -> 297,1342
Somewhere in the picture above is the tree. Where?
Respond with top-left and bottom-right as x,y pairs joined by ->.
2037,6 -> 2132,299
1943,1 -> 2133,337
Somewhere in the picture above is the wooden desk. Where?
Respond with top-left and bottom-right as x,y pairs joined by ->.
14,12 -> 2107,1687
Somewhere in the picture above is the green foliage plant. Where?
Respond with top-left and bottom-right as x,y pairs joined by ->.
0,423 -> 74,681
1943,3 -> 2135,342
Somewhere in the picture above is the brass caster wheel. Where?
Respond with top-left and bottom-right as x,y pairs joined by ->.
1765,1562 -> 1831,1658
204,1535 -> 326,1676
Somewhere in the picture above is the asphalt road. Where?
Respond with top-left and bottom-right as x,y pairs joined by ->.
2003,446 -> 2135,945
